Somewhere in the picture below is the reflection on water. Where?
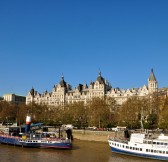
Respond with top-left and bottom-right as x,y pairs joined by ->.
0,140 -> 109,162
108,152 -> 163,162
0,140 -> 163,162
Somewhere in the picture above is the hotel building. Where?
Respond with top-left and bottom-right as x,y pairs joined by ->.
26,69 -> 158,106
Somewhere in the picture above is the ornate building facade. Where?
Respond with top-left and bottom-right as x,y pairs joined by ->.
26,69 -> 158,106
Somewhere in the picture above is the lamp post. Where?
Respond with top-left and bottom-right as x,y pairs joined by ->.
6,117 -> 8,127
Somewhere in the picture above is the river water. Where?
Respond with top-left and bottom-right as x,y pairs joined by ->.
0,140 -> 163,162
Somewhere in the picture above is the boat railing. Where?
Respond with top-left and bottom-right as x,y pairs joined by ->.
108,135 -> 128,144
0,133 -> 19,139
20,137 -> 71,143
42,137 -> 67,141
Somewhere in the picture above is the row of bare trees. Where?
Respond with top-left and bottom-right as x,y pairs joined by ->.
117,93 -> 168,129
0,93 -> 168,129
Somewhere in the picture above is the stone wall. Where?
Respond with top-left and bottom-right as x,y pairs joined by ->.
73,130 -> 124,142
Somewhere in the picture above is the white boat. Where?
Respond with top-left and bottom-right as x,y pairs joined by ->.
108,130 -> 168,161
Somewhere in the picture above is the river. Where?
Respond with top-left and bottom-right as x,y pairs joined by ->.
0,140 -> 163,162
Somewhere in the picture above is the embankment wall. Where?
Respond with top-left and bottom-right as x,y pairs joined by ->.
73,130 -> 124,142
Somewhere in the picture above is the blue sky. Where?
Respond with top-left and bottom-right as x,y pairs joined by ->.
0,0 -> 168,96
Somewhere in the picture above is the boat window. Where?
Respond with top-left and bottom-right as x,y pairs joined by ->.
166,151 -> 168,154
146,149 -> 148,152
143,140 -> 147,144
126,146 -> 128,149
151,150 -> 153,153
157,142 -> 160,145
161,142 -> 164,145
153,142 -> 156,145
117,144 -> 119,147
164,143 -> 167,145
122,145 -> 124,148
163,151 -> 165,154
148,141 -> 152,144
130,147 -> 132,150
140,148 -> 142,151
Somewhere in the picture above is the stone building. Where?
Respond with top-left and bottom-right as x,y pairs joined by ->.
26,69 -> 158,106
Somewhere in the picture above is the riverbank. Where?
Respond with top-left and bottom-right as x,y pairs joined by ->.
0,126 -> 123,143
73,130 -> 124,142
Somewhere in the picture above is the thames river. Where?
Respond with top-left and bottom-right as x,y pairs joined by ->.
0,140 -> 163,162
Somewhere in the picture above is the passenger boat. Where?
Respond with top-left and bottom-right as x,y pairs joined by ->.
108,130 -> 168,161
0,116 -> 73,149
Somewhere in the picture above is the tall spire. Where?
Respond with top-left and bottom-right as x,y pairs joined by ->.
98,69 -> 101,76
61,73 -> 64,80
149,68 -> 157,81
148,68 -> 158,93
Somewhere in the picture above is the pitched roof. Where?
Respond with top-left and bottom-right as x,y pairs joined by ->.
149,69 -> 157,81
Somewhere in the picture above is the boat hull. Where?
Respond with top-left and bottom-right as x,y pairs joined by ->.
0,135 -> 72,149
110,146 -> 168,161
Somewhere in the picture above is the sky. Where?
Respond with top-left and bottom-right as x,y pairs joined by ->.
0,0 -> 168,96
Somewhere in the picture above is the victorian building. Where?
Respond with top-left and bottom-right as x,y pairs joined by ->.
26,69 -> 158,106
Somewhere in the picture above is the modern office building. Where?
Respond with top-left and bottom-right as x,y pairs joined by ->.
26,69 -> 158,106
3,94 -> 26,104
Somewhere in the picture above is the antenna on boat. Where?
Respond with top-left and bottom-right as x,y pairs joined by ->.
140,107 -> 144,130
140,116 -> 144,130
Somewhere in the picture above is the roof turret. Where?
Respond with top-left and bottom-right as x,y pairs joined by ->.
77,84 -> 83,91
30,87 -> 35,96
59,75 -> 66,87
96,70 -> 105,84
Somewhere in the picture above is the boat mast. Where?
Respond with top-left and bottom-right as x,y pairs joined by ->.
140,107 -> 144,130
